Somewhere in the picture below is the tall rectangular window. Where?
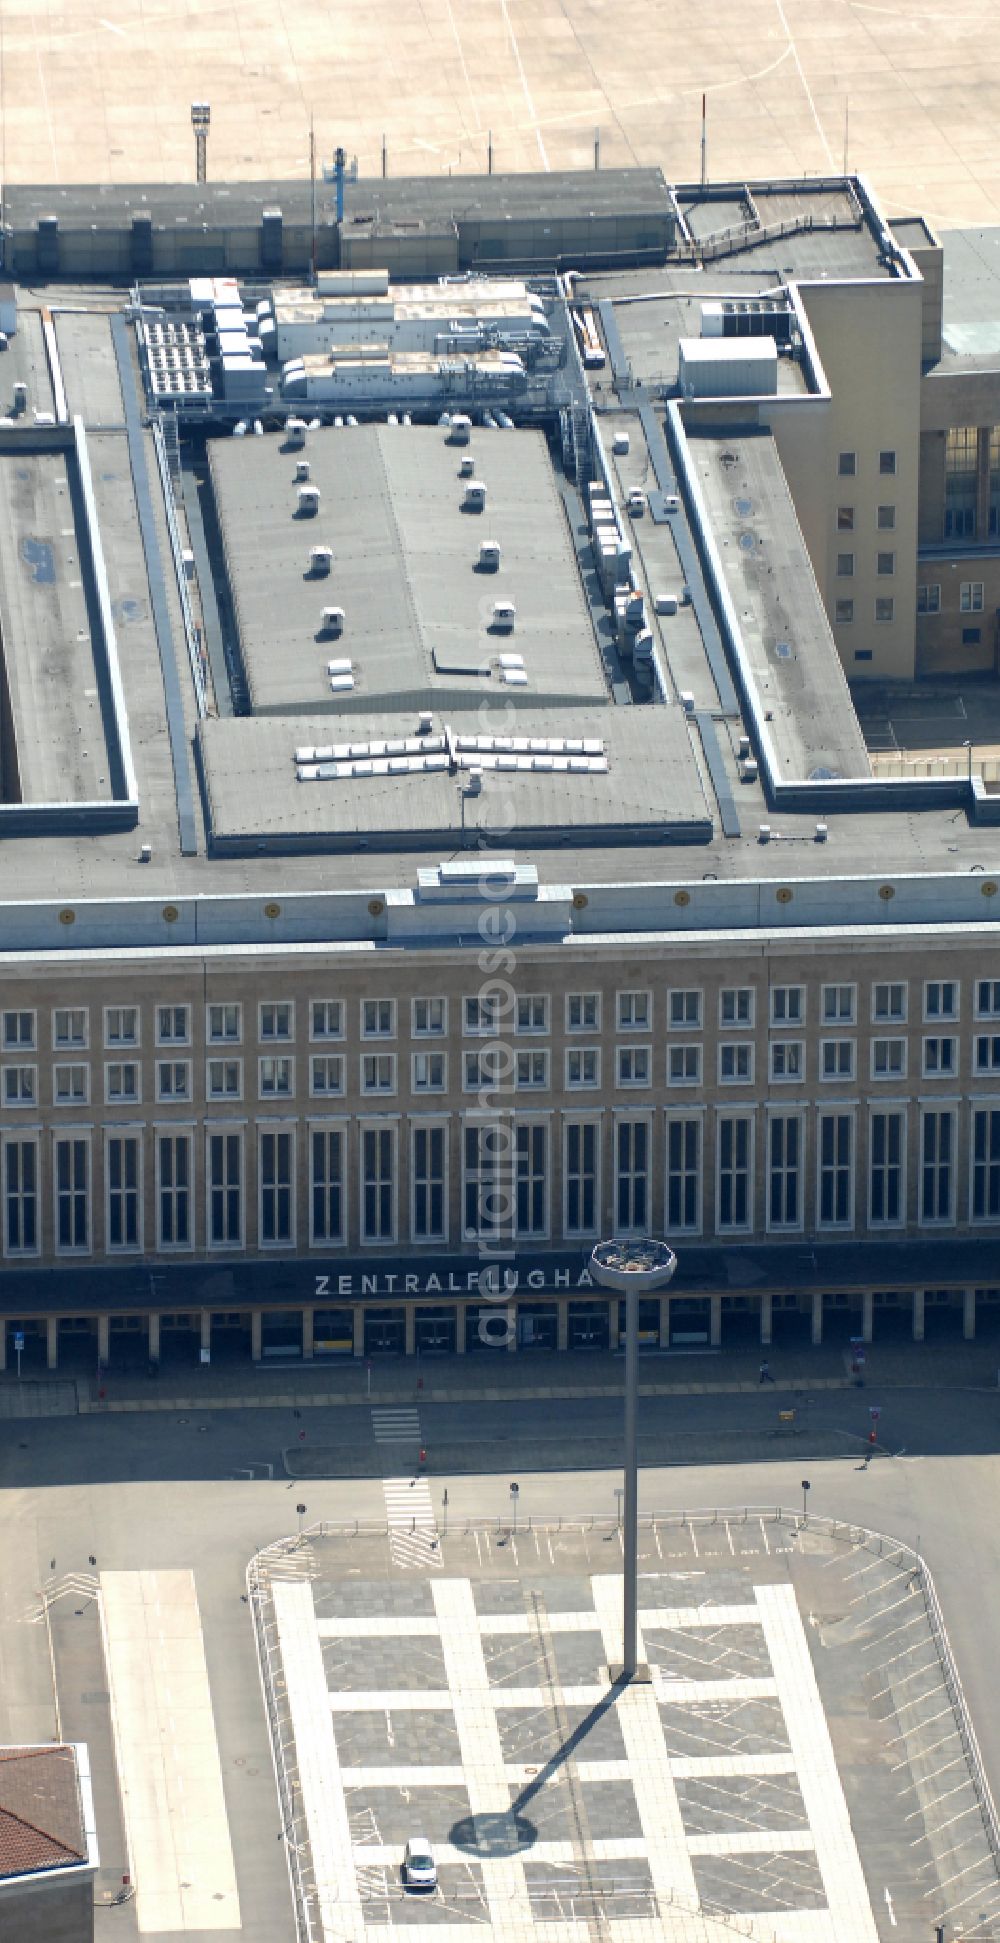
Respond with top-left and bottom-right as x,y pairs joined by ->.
55,1136 -> 89,1251
2,1011 -> 34,1049
564,1122 -> 598,1237
208,1132 -> 242,1246
310,1128 -> 343,1244
412,998 -> 446,1036
567,993 -> 600,1031
920,1109 -> 954,1223
666,1117 -> 701,1234
822,985 -> 855,1024
260,1130 -> 293,1245
945,426 -> 977,538
105,1006 -> 138,1047
869,1110 -> 904,1227
259,1002 -> 293,1041
311,1001 -> 343,1040
972,1108 -> 1000,1221
818,1113 -> 853,1227
157,1006 -> 189,1044
990,427 -> 1000,536
717,1115 -> 752,1232
616,1119 -> 649,1233
158,1133 -> 191,1248
464,1122 -> 514,1241
515,1123 -> 547,1237
767,1114 -> 801,1229
53,1008 -> 88,1049
207,1003 -> 241,1042
362,1125 -> 395,1241
4,1139 -> 37,1254
412,1125 -> 446,1242
107,1134 -> 141,1250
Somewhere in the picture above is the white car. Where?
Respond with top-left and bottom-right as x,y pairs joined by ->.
403,1836 -> 437,1891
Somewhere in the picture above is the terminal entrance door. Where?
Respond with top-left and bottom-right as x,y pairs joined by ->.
517,1302 -> 557,1349
415,1307 -> 455,1355
669,1298 -> 710,1346
364,1307 -> 405,1355
568,1300 -> 609,1350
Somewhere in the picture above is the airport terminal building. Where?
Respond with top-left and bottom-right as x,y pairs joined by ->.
3,169 -> 1000,1372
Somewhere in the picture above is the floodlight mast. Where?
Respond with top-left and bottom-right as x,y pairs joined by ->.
589,1239 -> 677,1681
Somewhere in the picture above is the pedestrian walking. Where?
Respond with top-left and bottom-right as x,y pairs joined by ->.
759,1359 -> 774,1383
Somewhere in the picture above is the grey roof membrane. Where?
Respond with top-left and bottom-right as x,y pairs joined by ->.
197,704 -> 711,851
939,226 -> 1000,357
208,423 -> 609,716
691,428 -> 872,782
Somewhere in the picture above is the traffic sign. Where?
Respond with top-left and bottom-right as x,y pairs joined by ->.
869,1406 -> 881,1421
13,1332 -> 23,1351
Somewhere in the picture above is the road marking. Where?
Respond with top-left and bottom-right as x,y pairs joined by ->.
499,0 -> 549,170
773,0 -> 837,170
433,1578 -> 533,1939
756,1583 -> 879,1940
592,1574 -> 699,1909
101,1570 -> 240,1932
371,1406 -> 420,1442
382,1470 -> 441,1568
273,1579 -> 365,1943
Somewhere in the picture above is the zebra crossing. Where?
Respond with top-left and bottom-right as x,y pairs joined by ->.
371,1405 -> 421,1444
371,1404 -> 441,1567
383,1476 -> 441,1568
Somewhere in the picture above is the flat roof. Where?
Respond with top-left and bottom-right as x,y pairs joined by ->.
208,423 -> 609,716
0,276 -> 998,926
939,226 -> 1000,357
689,427 -> 872,782
5,169 -> 671,234
0,443 -> 110,803
197,705 -> 711,852
582,266 -> 814,399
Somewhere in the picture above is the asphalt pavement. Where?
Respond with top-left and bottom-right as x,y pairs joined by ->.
0,1364 -> 998,1942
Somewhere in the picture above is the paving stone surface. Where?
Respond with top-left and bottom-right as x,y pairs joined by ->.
256,1515 -> 1000,1941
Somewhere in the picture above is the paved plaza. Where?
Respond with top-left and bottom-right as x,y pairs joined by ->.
252,1513 -> 1000,1943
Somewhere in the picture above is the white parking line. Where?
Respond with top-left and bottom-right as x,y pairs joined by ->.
273,1579 -> 365,1943
756,1584 -> 879,1941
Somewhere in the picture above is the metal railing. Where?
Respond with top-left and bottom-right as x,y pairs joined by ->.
151,416 -> 207,719
249,1506 -> 1000,1937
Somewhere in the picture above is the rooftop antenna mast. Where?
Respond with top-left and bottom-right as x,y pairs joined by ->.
310,116 -> 317,284
191,102 -> 211,185
700,92 -> 707,189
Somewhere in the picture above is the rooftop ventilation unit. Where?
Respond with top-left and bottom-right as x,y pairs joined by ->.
297,484 -> 320,515
492,601 -> 516,631
479,541 -> 501,571
321,606 -> 345,634
459,455 -> 475,477
464,480 -> 487,512
295,459 -> 311,481
308,544 -> 333,575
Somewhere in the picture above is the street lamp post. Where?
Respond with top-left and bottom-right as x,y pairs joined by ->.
590,1239 -> 677,1681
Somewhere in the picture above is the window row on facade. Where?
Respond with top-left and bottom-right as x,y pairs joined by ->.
5,1104 -> 1000,1260
8,1026 -> 1000,1107
4,978 -> 995,1060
